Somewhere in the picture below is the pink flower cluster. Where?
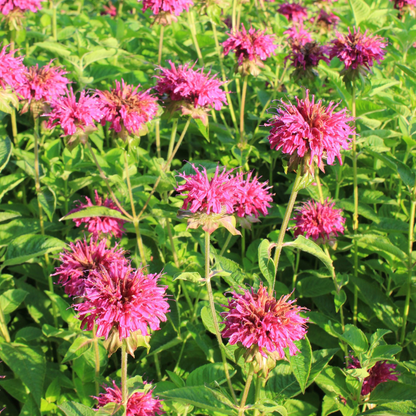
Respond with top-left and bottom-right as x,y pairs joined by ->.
284,25 -> 312,45
140,0 -> 193,23
348,357 -> 399,396
101,2 -> 117,16
0,0 -> 42,15
293,199 -> 345,242
176,164 -> 273,218
0,44 -> 27,90
390,0 -> 416,10
96,380 -> 164,415
266,91 -> 354,171
221,284 -> 308,358
75,263 -> 169,340
155,61 -> 227,111
277,2 -> 307,23
313,9 -> 340,29
97,80 -> 158,137
329,27 -> 387,71
288,41 -> 330,70
69,190 -> 127,239
223,25 -> 277,73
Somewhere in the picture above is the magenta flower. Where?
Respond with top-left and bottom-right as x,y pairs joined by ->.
287,41 -> 330,73
75,263 -> 169,341
53,238 -> 128,297
140,0 -> 193,25
0,44 -> 27,90
221,284 -> 308,358
155,61 -> 227,124
45,88 -> 103,139
69,190 -> 126,239
0,0 -> 42,15
313,9 -> 340,30
348,357 -> 399,396
277,3 -> 307,23
266,91 -> 354,173
222,24 -> 277,76
234,172 -> 273,218
284,25 -> 312,45
293,199 -> 345,243
17,61 -> 68,103
101,2 -> 117,16
390,0 -> 416,10
95,380 -> 165,416
329,27 -> 387,72
97,80 -> 158,139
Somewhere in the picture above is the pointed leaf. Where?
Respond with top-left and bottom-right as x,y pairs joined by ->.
58,402 -> 96,416
0,137 -> 12,173
61,206 -> 131,222
287,337 -> 312,394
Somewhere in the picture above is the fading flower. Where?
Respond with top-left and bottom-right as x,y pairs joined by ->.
140,0 -> 194,25
284,25 -> 312,45
329,27 -> 387,72
97,80 -> 158,139
287,41 -> 330,72
266,90 -> 354,173
95,380 -> 165,415
348,357 -> 399,396
312,9 -> 340,30
45,88 -> 103,144
221,284 -> 308,374
222,24 -> 277,76
75,263 -> 169,342
69,190 -> 126,239
53,237 -> 128,297
155,61 -> 227,124
0,44 -> 27,90
293,199 -> 345,243
277,2 -> 307,23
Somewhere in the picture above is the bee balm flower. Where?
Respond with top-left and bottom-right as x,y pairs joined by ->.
277,2 -> 307,22
288,41 -> 330,74
97,80 -> 158,140
0,44 -> 27,90
222,24 -> 277,76
140,0 -> 194,25
293,199 -> 345,243
266,91 -> 354,173
96,380 -> 165,415
284,25 -> 313,45
0,0 -> 42,15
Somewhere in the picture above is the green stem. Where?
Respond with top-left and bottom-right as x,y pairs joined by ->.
292,249 -> 300,290
188,11 -> 204,64
11,109 -> 18,146
400,177 -> 416,347
253,375 -> 262,416
155,120 -> 161,159
271,168 -> 303,294
232,0 -> 238,30
220,233 -> 233,257
204,232 -> 238,405
158,25 -> 164,66
118,0 -> 123,17
0,304 -> 11,342
238,369 -> 253,416
154,353 -> 162,381
121,342 -> 128,415
167,119 -> 178,163
124,151 -> 147,265
241,229 -> 245,261
52,1 -> 57,41
93,325 -> 100,396
240,76 -> 248,144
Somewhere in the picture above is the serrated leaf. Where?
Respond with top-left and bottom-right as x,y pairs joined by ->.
338,325 -> 368,354
0,137 -> 12,173
287,337 -> 312,394
61,206 -> 131,222
349,0 -> 371,26
58,402 -> 96,416
38,188 -> 56,222
62,336 -> 93,363
0,289 -> 28,314
201,305 -> 218,335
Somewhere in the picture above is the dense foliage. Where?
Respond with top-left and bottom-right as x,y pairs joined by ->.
0,0 -> 415,415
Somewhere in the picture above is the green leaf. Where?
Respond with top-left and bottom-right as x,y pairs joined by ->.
0,137 -> 12,173
251,399 -> 288,415
287,337 -> 312,394
334,290 -> 347,313
186,363 -> 236,387
174,272 -> 203,285
0,342 -> 46,405
258,239 -> 275,288
370,382 -> 416,404
338,324 -> 368,353
287,236 -> 334,274
0,172 -> 25,200
356,234 -> 407,263
201,305 -> 218,335
34,41 -> 72,57
38,188 -> 56,222
159,386 -> 237,414
297,276 -> 334,297
194,119 -> 209,142
0,211 -> 21,223
58,402 -> 96,416
349,0 -> 371,26
61,206 -> 131,222
62,336 -> 93,363
0,289 -> 28,314
3,234 -> 66,267
82,49 -> 117,69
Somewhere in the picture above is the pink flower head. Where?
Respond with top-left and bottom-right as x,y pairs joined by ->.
176,164 -> 240,215
69,190 -> 126,239
53,237 -> 128,297
97,80 -> 158,138
95,380 -> 165,415
0,0 -> 42,15
329,27 -> 387,71
140,0 -> 194,25
293,199 -> 345,242
222,25 -> 277,76
284,25 -> 313,45
0,44 -> 27,90
74,263 -> 169,341
16,61 -> 69,104
390,0 -> 416,10
288,41 -> 330,70
45,88 -> 103,137
221,284 -> 308,358
313,9 -> 340,29
348,357 -> 399,396
155,61 -> 227,123
101,2 -> 117,16
234,172 -> 273,218
277,3 -> 307,23
266,91 -> 354,172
